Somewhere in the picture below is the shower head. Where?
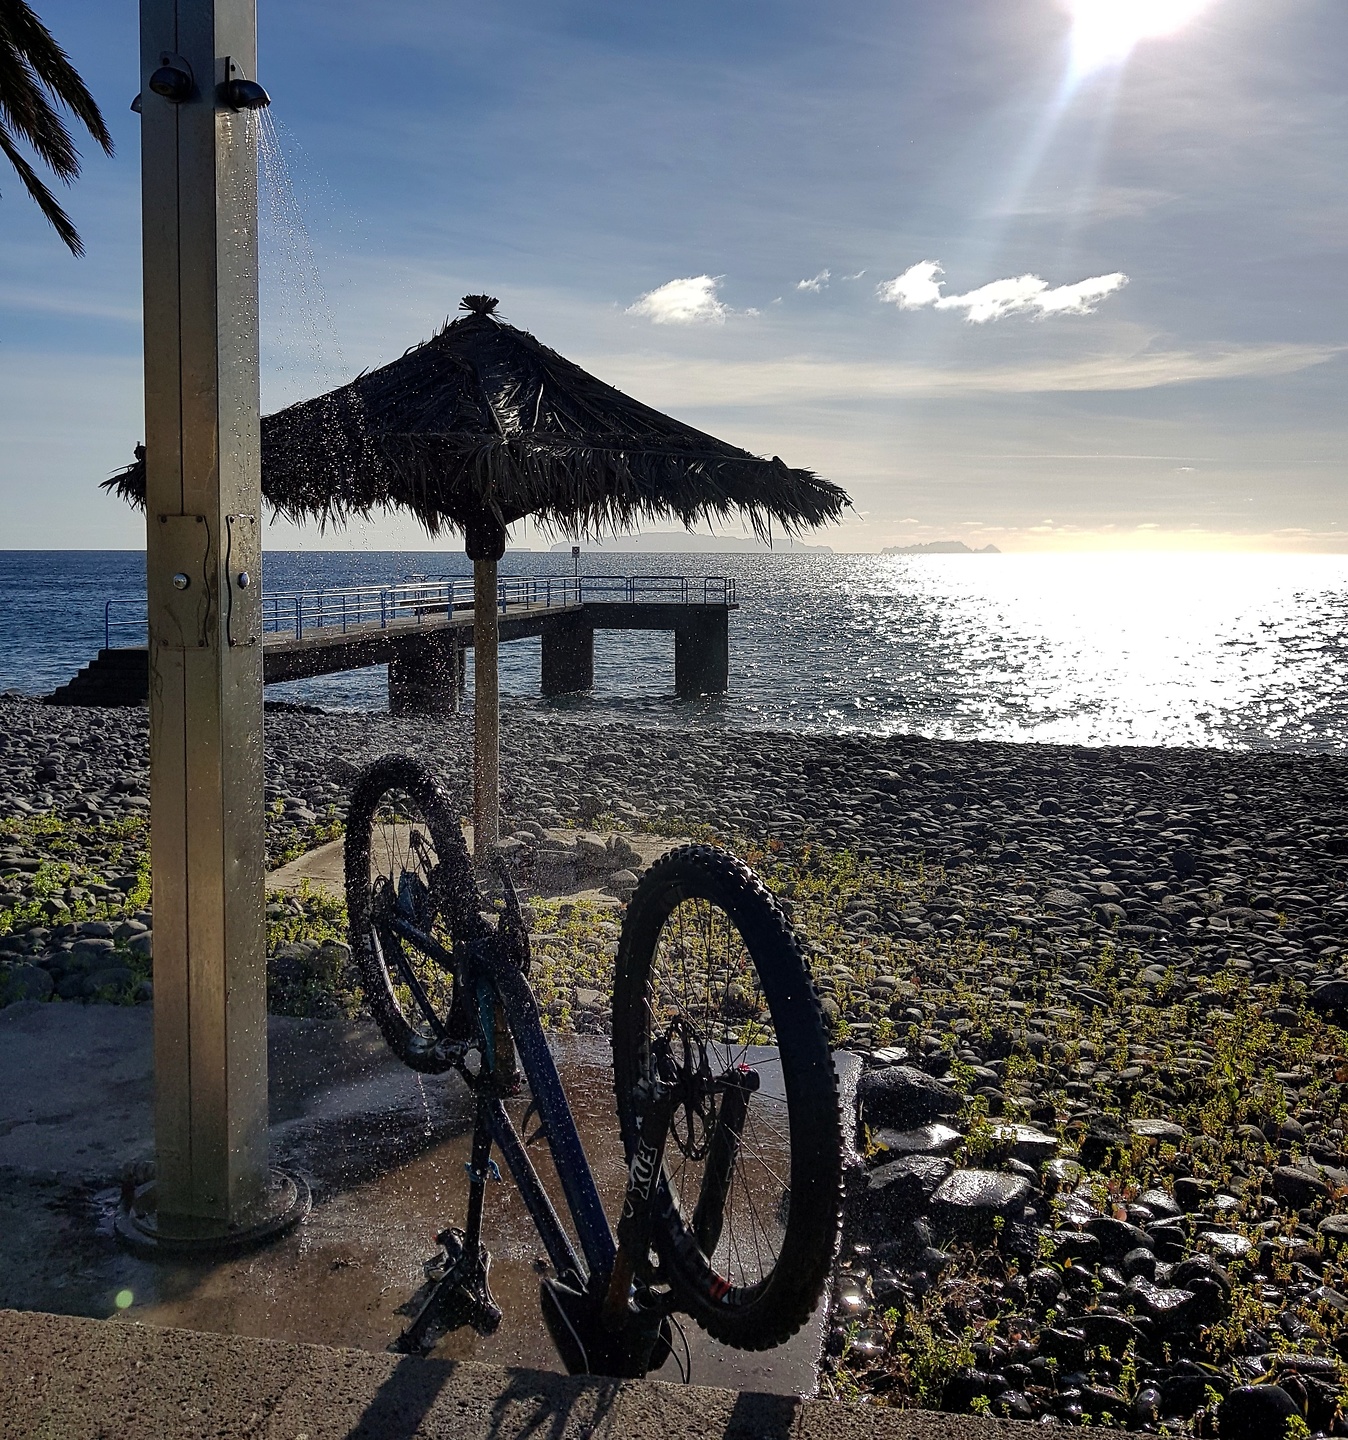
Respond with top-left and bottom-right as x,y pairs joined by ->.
226,78 -> 271,111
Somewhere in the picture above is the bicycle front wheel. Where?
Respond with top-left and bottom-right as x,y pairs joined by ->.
612,845 -> 842,1351
344,755 -> 483,1073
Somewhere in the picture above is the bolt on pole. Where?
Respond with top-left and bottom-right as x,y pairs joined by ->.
127,0 -> 304,1248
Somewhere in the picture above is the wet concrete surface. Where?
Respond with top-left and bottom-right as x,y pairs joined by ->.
0,1000 -> 853,1395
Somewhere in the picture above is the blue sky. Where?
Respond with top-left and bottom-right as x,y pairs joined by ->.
1,0 -> 1344,551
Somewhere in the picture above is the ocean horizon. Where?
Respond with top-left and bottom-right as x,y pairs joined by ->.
3,548 -> 1347,753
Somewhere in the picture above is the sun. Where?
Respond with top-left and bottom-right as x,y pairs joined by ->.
1065,0 -> 1214,76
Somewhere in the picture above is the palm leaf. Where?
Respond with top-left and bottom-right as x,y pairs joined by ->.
0,116 -> 81,253
0,0 -> 111,254
0,0 -> 111,156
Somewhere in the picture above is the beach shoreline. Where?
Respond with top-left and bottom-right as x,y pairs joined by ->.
5,697 -> 1348,1430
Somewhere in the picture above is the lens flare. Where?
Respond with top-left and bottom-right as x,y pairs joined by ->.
1066,0 -> 1214,76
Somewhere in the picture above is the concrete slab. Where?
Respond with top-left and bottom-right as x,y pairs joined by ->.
0,1000 -> 852,1396
1,1308 -> 1108,1440
267,827 -> 690,908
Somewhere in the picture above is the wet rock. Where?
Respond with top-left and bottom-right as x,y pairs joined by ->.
869,1122 -> 962,1162
856,1064 -> 960,1129
941,1368 -> 1004,1412
1274,1164 -> 1330,1208
1310,979 -> 1348,1015
1086,1215 -> 1153,1256
1199,1229 -> 1252,1261
1039,1327 -> 1089,1368
1174,1175 -> 1213,1211
1130,1117 -> 1187,1145
1040,1230 -> 1101,1266
1139,1186 -> 1181,1219
1078,1117 -> 1129,1169
1119,1277 -> 1195,1327
1027,1266 -> 1062,1308
1317,1213 -> 1348,1244
1217,1384 -> 1302,1439
87,965 -> 135,995
929,1169 -> 1030,1235
0,964 -> 53,1004
1076,1312 -> 1141,1354
993,1123 -> 1058,1165
860,1156 -> 953,1229
1123,1246 -> 1157,1279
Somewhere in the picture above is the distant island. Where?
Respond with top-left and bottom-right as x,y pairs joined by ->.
552,532 -> 833,555
881,540 -> 1001,555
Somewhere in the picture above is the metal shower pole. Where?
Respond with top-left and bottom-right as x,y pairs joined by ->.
123,0 -> 305,1249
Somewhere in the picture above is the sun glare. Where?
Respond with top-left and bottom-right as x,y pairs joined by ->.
1066,0 -> 1214,76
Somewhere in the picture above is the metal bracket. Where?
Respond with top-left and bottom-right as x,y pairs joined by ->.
151,514 -> 210,649
225,512 -> 260,647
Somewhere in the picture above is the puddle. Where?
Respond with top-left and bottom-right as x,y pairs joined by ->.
110,1038 -> 849,1394
0,996 -> 847,1394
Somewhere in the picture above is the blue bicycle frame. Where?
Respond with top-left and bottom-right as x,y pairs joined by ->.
381,906 -> 623,1338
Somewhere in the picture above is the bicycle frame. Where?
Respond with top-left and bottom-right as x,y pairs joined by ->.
378,894 -> 670,1371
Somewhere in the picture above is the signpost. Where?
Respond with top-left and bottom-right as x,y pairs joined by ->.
119,0 -> 305,1251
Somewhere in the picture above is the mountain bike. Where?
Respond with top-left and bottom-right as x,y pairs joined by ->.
343,754 -> 843,1377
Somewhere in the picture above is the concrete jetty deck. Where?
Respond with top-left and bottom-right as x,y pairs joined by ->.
49,576 -> 737,709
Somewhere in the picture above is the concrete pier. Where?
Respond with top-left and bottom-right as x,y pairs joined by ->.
52,598 -> 737,707
541,619 -> 595,696
388,635 -> 467,714
675,610 -> 730,698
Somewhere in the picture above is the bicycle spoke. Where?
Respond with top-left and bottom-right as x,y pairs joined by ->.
644,891 -> 795,1294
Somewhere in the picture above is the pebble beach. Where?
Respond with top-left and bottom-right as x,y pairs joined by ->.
5,692 -> 1348,1433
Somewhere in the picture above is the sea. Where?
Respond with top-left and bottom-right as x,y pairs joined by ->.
2,549 -> 1347,753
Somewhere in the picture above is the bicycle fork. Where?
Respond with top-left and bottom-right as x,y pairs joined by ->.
396,1098 -> 504,1354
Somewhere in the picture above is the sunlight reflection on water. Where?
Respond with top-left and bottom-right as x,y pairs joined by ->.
5,551 -> 1347,751
273,552 -> 1348,751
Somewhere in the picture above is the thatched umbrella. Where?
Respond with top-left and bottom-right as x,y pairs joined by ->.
107,294 -> 849,854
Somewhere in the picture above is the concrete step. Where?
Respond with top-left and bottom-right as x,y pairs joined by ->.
0,1309 -> 1061,1440
47,647 -> 148,706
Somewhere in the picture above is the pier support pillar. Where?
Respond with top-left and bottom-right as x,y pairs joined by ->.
675,611 -> 730,698
388,637 -> 465,714
541,621 -> 594,696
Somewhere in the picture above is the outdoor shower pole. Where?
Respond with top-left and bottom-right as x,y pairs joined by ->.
128,0 -> 301,1247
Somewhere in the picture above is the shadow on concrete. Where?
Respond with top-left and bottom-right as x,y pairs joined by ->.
343,1357 -> 623,1440
343,1354 -> 457,1439
725,1391 -> 803,1438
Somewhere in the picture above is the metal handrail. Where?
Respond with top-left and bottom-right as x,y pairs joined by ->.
102,572 -> 736,646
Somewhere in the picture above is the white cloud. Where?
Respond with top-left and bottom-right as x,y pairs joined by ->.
841,270 -> 867,281
877,262 -> 1128,322
877,261 -> 945,309
626,275 -> 728,325
797,269 -> 831,292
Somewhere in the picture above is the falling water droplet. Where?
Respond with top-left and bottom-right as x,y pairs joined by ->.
256,110 -> 349,404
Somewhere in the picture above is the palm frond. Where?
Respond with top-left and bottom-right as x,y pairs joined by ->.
0,116 -> 81,253
0,0 -> 112,155
0,0 -> 111,254
0,33 -> 80,178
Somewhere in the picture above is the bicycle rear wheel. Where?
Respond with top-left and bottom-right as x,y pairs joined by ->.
612,845 -> 842,1351
344,755 -> 484,1073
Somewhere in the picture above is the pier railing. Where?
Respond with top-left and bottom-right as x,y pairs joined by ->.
103,574 -> 736,648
